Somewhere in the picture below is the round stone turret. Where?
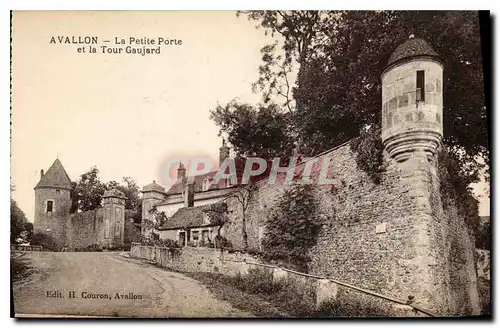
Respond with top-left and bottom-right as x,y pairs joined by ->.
381,36 -> 444,162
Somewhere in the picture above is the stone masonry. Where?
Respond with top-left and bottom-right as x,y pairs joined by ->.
34,159 -> 127,249
204,38 -> 481,315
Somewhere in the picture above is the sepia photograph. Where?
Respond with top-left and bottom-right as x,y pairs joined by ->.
10,10 -> 491,318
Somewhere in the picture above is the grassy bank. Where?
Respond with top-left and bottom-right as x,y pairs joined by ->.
185,269 -> 318,317
11,254 -> 33,282
185,267 -> 394,318
183,271 -> 287,317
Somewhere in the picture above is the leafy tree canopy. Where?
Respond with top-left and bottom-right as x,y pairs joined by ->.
70,166 -> 106,212
210,101 -> 295,161
213,11 -> 488,183
106,177 -> 142,222
11,198 -> 31,244
70,167 -> 142,219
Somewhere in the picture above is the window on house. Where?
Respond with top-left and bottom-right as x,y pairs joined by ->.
202,230 -> 209,242
192,231 -> 199,241
56,189 -> 60,194
416,70 -> 425,103
202,178 -> 210,191
227,175 -> 234,187
46,200 -> 53,213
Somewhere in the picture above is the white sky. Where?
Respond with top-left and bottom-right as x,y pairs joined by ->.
11,11 -> 269,221
11,11 -> 490,222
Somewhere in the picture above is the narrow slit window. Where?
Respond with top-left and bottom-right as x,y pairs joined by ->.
416,70 -> 425,102
46,200 -> 53,213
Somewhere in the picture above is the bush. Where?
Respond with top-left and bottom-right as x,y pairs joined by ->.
30,232 -> 58,251
237,268 -> 283,295
86,244 -> 103,252
478,277 -> 491,315
262,184 -> 320,272
138,236 -> 181,248
438,149 -> 481,241
155,238 -> 181,248
314,297 -> 390,317
274,277 -> 316,317
223,268 -> 316,316
349,125 -> 385,184
199,240 -> 215,248
11,256 -> 32,282
215,235 -> 233,250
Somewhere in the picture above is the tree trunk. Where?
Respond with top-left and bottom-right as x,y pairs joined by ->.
242,212 -> 248,251
216,226 -> 223,249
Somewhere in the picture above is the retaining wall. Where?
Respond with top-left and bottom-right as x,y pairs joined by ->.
130,243 -> 428,317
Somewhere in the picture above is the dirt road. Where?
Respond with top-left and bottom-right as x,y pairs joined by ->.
12,252 -> 251,318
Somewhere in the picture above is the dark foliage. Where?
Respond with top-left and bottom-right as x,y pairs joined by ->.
198,268 -> 316,317
11,256 -> 33,282
70,168 -> 142,222
349,125 -> 385,184
215,235 -> 233,250
31,232 -> 59,251
11,198 -> 31,244
314,297 -> 390,317
475,221 -> 490,250
70,167 -> 106,212
213,11 -> 488,196
210,101 -> 295,161
261,184 -> 321,271
183,271 -> 286,317
138,236 -> 181,248
438,149 -> 480,239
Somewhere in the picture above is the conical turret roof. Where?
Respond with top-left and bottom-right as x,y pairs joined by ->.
386,37 -> 441,68
35,159 -> 72,190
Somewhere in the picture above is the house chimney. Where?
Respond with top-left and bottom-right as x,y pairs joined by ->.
40,169 -> 44,178
184,181 -> 195,207
177,162 -> 186,180
219,138 -> 230,166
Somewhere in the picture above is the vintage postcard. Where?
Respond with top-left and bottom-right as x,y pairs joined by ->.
10,10 -> 491,318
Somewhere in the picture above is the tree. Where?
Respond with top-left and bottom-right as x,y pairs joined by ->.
71,166 -> 106,213
144,205 -> 169,232
210,101 -> 295,161
106,177 -> 142,223
214,11 -> 488,180
10,199 -> 29,244
297,11 -> 487,171
239,11 -> 328,110
230,183 -> 257,251
71,168 -> 142,221
203,202 -> 231,249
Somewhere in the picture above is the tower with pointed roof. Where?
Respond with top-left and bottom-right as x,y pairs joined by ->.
34,158 -> 72,243
381,36 -> 444,162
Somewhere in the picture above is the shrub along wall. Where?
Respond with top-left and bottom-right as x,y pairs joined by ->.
130,244 -> 427,316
